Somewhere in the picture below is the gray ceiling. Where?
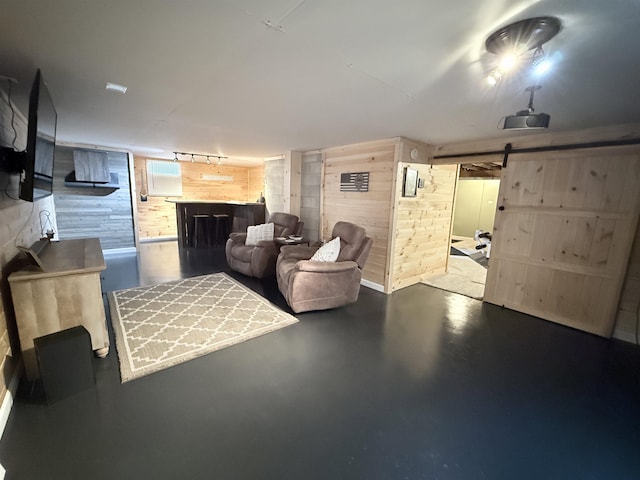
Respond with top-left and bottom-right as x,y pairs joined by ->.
1,0 -> 639,165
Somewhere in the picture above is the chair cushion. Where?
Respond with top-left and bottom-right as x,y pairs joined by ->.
269,212 -> 300,238
310,236 -> 340,262
246,222 -> 274,246
333,222 -> 366,262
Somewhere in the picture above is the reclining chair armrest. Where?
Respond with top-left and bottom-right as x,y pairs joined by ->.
228,232 -> 248,243
295,260 -> 359,273
256,239 -> 278,252
279,245 -> 319,260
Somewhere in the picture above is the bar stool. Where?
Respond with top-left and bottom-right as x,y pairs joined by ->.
192,214 -> 210,248
212,214 -> 230,246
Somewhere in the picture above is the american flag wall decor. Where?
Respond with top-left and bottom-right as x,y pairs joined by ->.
340,172 -> 369,192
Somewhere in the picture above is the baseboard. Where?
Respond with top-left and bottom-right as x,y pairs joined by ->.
361,278 -> 385,293
0,362 -> 21,440
102,247 -> 137,256
139,236 -> 178,244
612,329 -> 639,345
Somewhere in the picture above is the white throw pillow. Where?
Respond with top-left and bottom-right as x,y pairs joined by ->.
245,223 -> 274,246
310,236 -> 340,262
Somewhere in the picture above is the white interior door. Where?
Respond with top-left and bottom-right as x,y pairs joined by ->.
484,148 -> 640,337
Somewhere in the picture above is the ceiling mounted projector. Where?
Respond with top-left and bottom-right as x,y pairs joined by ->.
503,85 -> 550,130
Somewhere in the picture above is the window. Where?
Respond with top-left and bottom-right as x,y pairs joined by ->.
146,160 -> 182,197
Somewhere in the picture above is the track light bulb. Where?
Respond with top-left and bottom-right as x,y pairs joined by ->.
499,52 -> 519,72
533,59 -> 552,76
486,70 -> 502,86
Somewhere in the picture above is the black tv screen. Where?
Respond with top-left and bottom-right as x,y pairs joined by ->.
20,69 -> 57,202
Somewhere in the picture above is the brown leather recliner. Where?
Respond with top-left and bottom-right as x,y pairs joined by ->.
276,221 -> 373,313
225,212 -> 302,278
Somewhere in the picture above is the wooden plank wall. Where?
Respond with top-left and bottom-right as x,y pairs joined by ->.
134,158 -> 176,239
248,166 -> 264,204
0,86 -> 58,419
54,147 -> 134,250
321,140 -> 396,288
390,163 -> 458,292
134,157 -> 263,240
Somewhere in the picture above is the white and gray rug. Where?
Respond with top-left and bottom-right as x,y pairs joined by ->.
422,255 -> 487,300
108,273 -> 298,382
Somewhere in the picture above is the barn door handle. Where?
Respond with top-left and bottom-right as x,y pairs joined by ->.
498,205 -> 505,211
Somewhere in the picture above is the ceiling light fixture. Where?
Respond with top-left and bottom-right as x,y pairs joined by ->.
172,151 -> 228,164
484,16 -> 561,86
486,70 -> 502,86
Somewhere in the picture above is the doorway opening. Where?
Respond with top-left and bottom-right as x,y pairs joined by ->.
423,162 -> 501,300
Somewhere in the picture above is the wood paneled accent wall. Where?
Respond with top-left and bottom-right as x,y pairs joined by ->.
248,166 -> 264,204
134,157 -> 263,240
320,138 -> 443,293
54,147 -> 134,250
321,139 -> 397,288
389,163 -> 457,292
0,86 -> 58,425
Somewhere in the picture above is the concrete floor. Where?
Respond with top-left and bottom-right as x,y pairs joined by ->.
1,241 -> 639,479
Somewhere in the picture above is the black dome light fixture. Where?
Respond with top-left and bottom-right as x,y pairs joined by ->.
485,16 -> 561,86
485,16 -> 561,56
485,16 -> 561,130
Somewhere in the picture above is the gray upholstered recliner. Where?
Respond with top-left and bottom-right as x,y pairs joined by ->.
225,212 -> 301,278
276,221 -> 373,313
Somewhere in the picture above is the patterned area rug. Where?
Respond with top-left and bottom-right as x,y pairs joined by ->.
108,273 -> 298,382
421,255 -> 487,300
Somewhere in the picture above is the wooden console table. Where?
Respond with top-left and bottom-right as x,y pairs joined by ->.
8,238 -> 109,380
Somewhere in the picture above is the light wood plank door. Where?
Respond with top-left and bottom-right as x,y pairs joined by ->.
484,149 -> 640,337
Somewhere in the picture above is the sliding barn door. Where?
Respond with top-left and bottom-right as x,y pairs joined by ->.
484,148 -> 640,337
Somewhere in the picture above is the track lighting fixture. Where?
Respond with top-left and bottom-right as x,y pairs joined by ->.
172,151 -> 228,165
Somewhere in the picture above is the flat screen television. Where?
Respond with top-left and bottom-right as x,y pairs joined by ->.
19,69 -> 57,202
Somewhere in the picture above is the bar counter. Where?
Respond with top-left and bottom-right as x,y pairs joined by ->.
167,200 -> 266,247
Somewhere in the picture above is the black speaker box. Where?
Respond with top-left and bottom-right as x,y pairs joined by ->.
34,326 -> 95,403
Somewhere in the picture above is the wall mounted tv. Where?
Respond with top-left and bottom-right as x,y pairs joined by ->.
0,69 -> 57,202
